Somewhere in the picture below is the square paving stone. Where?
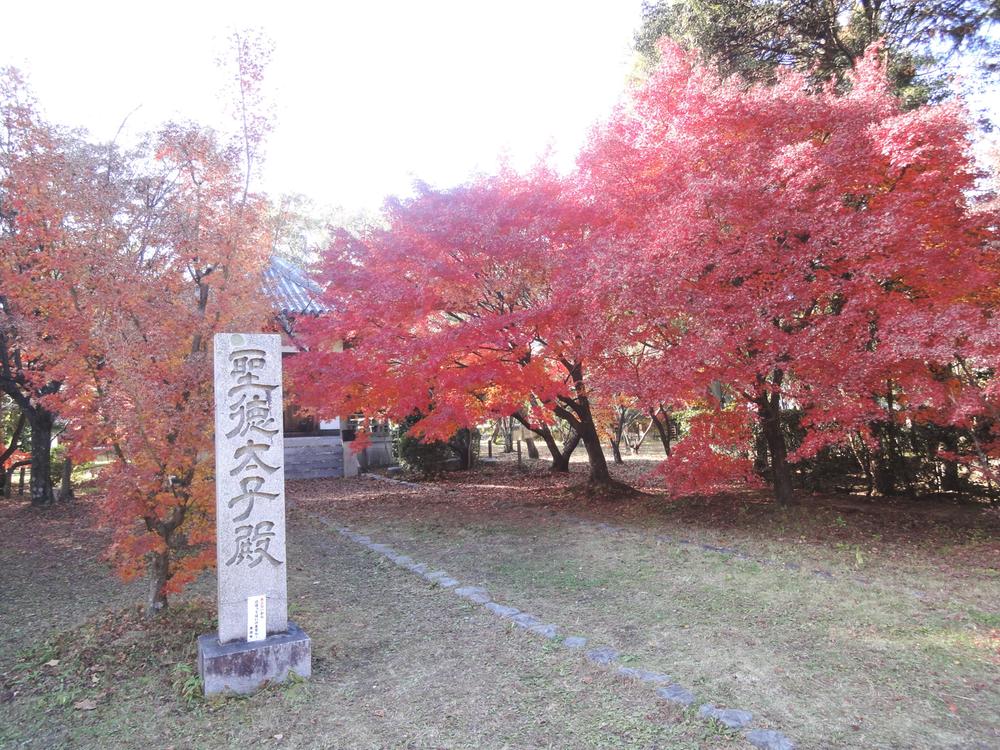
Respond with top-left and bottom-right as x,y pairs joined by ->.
699,704 -> 753,729
656,684 -> 695,706
453,586 -> 491,604
511,612 -> 543,629
617,666 -> 671,684
528,623 -> 558,639
585,646 -> 619,666
746,729 -> 796,750
484,602 -> 520,618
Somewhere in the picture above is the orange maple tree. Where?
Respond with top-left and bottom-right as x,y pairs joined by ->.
0,32 -> 275,612
0,69 -> 97,506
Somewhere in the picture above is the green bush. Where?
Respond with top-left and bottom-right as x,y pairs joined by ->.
396,415 -> 451,475
395,414 -> 480,475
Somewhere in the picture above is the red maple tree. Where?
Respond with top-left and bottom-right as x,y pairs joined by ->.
288,168 -> 622,485
580,42 -> 998,502
291,43 -> 997,502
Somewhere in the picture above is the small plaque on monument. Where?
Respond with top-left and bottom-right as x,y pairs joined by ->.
247,595 -> 266,642
197,333 -> 311,695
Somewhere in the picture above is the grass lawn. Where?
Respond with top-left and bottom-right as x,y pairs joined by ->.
0,485 -> 738,750
1,454 -> 997,749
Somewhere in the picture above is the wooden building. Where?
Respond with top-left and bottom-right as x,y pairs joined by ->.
263,256 -> 395,478
264,256 -> 349,479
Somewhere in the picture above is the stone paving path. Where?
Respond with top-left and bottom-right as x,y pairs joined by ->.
311,510 -> 798,750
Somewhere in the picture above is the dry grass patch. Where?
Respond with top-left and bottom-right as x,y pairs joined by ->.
303,465 -> 1000,750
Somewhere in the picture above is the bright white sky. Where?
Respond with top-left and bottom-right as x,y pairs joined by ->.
3,0 -> 645,214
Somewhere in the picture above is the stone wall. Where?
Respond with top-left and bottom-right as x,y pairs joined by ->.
357,433 -> 395,470
284,436 -> 344,479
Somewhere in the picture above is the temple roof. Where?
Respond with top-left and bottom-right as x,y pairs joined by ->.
263,255 -> 328,315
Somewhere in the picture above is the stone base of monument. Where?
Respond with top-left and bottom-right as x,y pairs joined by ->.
197,622 -> 311,696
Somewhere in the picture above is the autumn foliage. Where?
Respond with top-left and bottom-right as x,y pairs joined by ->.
576,41 -> 999,501
295,43 -> 998,502
2,37 -> 998,615
288,169 -> 619,484
0,34 -> 273,611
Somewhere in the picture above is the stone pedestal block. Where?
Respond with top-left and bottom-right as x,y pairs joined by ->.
197,622 -> 311,696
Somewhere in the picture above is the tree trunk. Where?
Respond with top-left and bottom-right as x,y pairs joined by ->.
610,438 -> 624,464
756,372 -> 792,506
568,397 -> 613,484
628,431 -> 644,455
625,415 -> 653,454
525,438 -> 539,459
449,428 -> 476,469
535,425 -> 564,470
650,407 -> 672,456
941,459 -> 960,492
850,432 -> 875,497
872,427 -> 915,496
58,456 -> 74,502
550,431 -> 580,472
0,401 -> 22,500
872,385 -> 915,497
1,412 -> 26,466
753,430 -> 770,475
555,402 -> 612,484
4,460 -> 30,499
608,407 -> 625,464
579,416 -> 613,484
940,429 -> 961,492
147,549 -> 170,615
872,439 -> 897,495
511,413 -> 580,473
555,360 -> 614,486
28,409 -> 54,506
504,417 -> 514,453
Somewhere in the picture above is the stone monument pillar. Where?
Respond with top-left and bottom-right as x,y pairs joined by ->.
197,333 -> 311,695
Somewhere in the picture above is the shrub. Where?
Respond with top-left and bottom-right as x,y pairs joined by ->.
396,414 -> 480,475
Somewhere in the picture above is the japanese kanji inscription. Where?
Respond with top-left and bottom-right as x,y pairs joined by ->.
214,333 -> 288,643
